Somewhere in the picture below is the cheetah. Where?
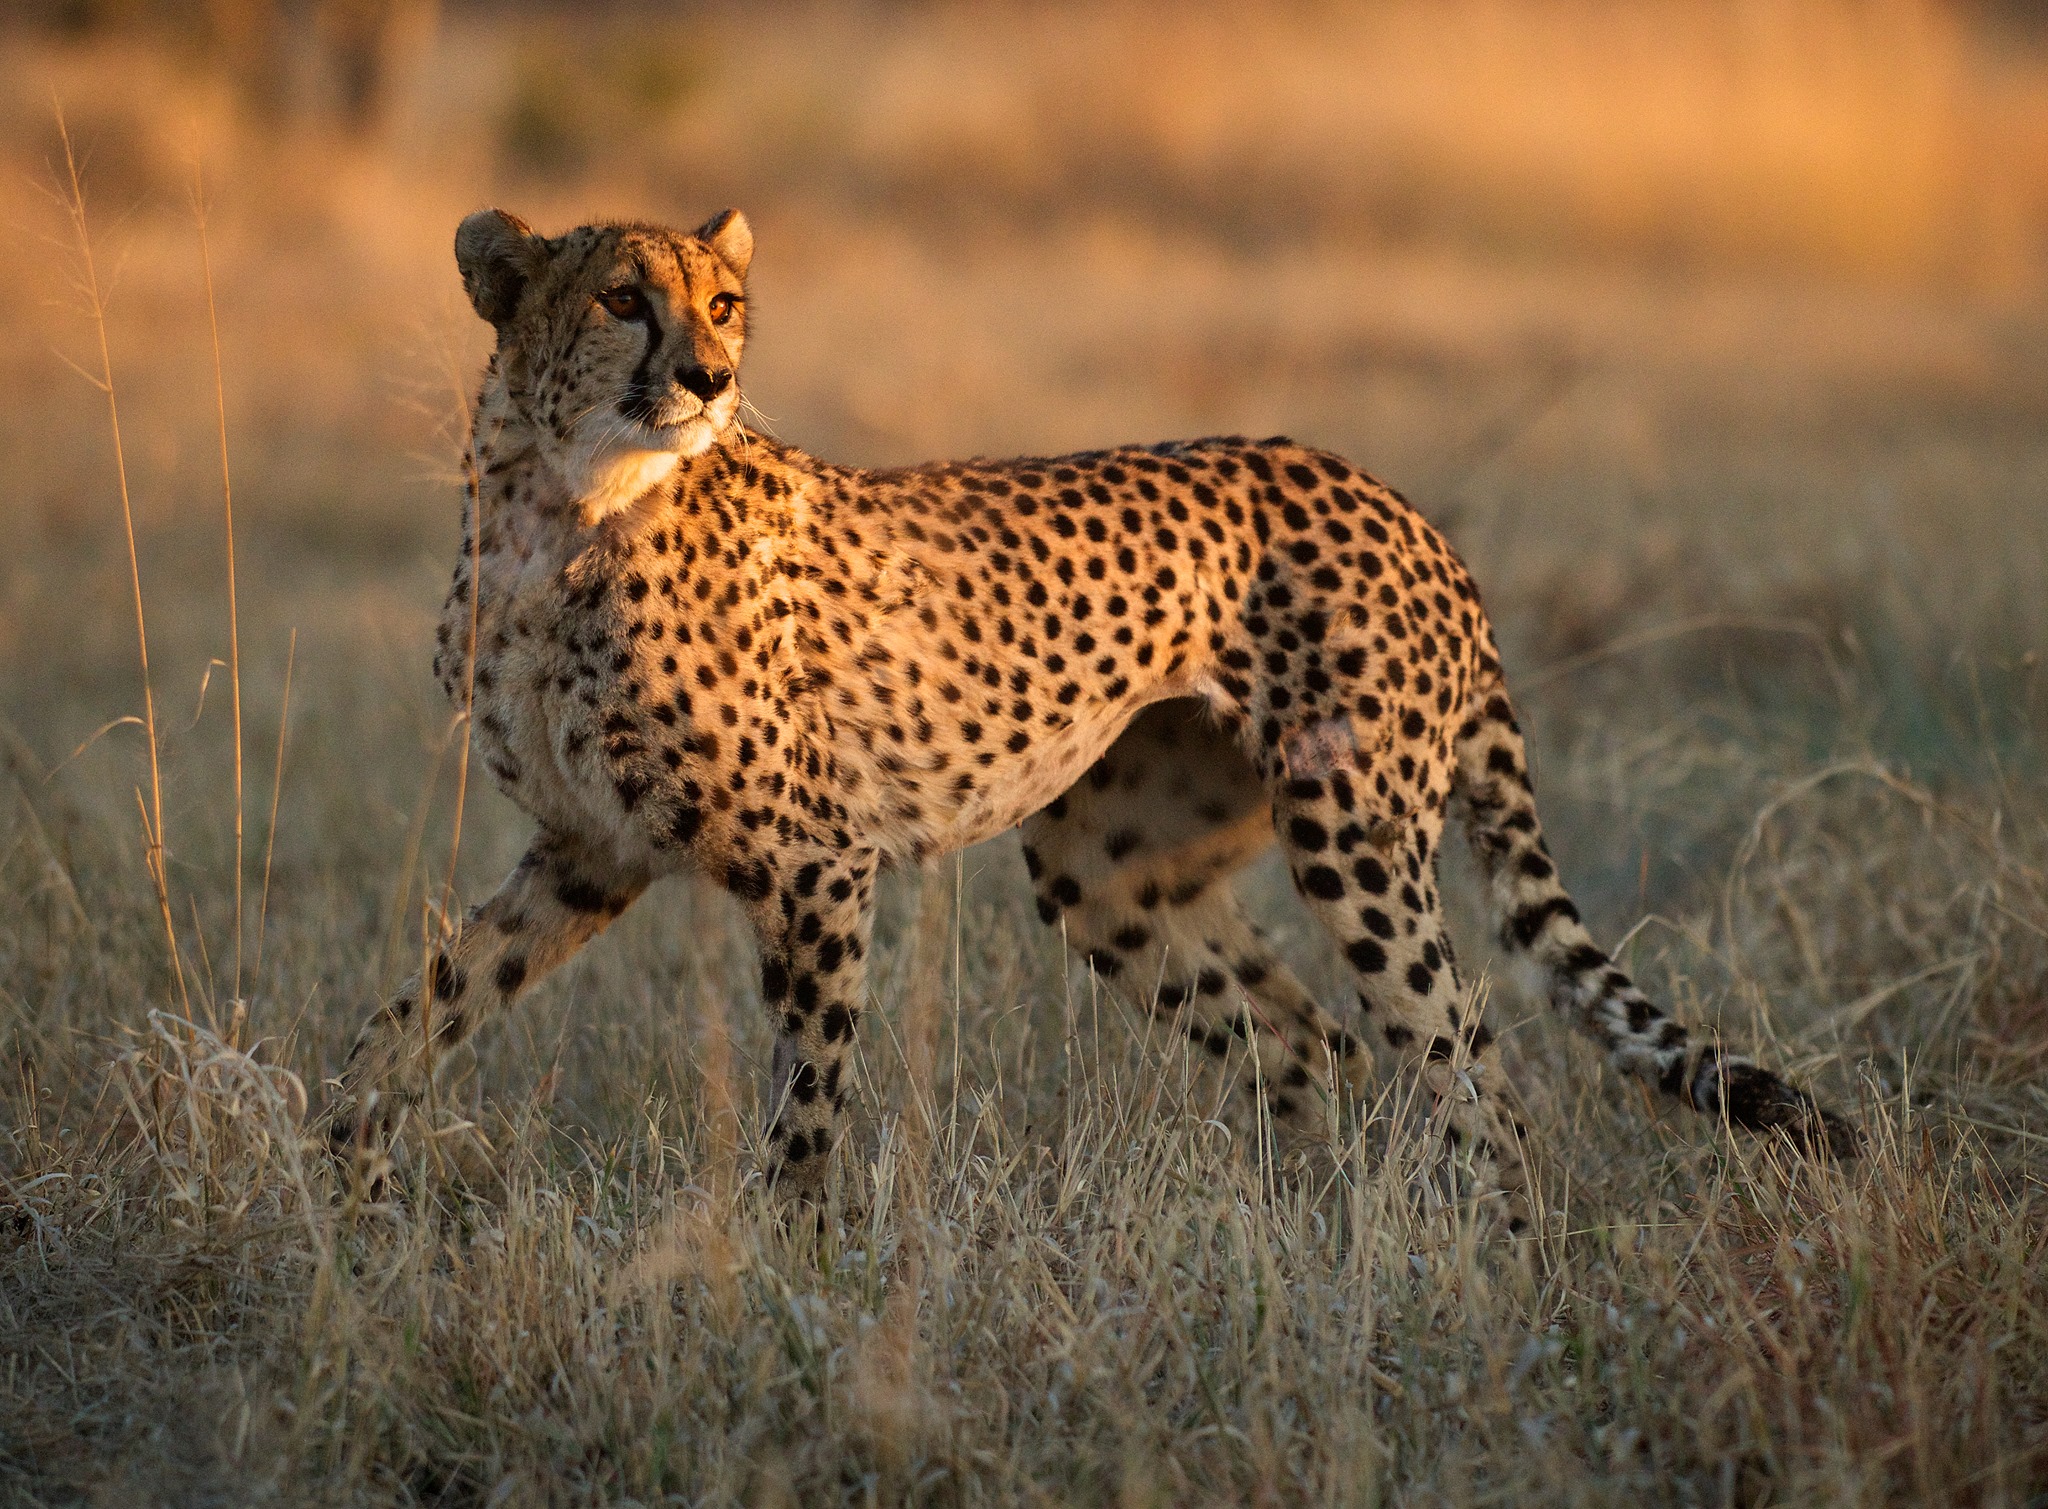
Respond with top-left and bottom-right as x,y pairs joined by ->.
321,207 -> 1855,1230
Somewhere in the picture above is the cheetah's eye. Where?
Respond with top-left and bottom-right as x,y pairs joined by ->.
707,292 -> 740,326
598,286 -> 646,320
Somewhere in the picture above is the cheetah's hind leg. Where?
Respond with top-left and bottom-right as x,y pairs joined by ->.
1266,739 -> 1538,1236
1023,699 -> 1371,1136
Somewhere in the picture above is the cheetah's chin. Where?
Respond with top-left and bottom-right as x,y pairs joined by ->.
617,409 -> 734,460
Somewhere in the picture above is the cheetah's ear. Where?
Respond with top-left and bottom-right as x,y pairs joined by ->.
455,209 -> 541,328
696,208 -> 753,281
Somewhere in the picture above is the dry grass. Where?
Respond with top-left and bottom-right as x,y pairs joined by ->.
4,3 -> 2048,1504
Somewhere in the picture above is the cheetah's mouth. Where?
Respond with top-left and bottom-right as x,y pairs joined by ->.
617,384 -> 732,439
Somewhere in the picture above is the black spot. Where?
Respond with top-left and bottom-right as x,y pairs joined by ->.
1507,895 -> 1580,948
1301,865 -> 1345,900
790,1060 -> 821,1104
557,877 -> 609,913
1352,857 -> 1390,895
821,1004 -> 855,1043
1659,1056 -> 1690,1097
1563,943 -> 1609,975
495,956 -> 527,995
1716,1062 -> 1794,1130
1288,816 -> 1329,852
761,958 -> 791,1001
429,954 -> 466,1002
1347,938 -> 1388,974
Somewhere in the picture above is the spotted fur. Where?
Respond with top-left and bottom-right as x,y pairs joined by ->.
321,210 -> 1855,1227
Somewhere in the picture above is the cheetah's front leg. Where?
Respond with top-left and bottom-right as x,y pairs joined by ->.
746,848 -> 880,1199
322,830 -> 649,1166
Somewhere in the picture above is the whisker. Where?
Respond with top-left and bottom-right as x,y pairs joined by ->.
738,391 -> 781,438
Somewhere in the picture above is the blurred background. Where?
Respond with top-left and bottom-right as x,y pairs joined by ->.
2,0 -> 2045,1108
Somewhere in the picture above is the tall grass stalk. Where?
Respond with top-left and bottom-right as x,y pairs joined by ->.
52,109 -> 188,1020
252,627 -> 295,984
192,165 -> 246,1019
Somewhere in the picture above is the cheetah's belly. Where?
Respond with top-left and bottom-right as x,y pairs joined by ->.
889,698 -> 1151,859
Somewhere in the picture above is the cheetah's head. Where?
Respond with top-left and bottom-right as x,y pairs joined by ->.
456,209 -> 753,513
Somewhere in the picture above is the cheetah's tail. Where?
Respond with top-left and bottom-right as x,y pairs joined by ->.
1449,678 -> 1858,1158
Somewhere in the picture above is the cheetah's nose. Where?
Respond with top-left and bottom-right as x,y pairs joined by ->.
677,365 -> 733,402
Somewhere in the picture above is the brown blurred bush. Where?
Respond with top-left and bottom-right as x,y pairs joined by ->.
9,0 -> 2048,291
16,0 -> 440,135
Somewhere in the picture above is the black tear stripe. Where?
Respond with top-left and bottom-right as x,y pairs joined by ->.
617,301 -> 666,425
